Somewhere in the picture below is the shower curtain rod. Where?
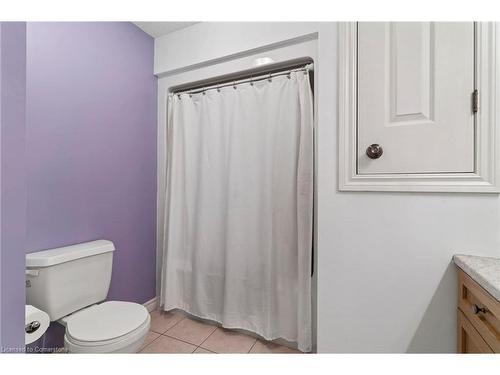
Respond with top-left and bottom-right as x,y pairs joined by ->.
170,62 -> 313,97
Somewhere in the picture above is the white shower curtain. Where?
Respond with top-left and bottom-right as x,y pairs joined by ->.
160,69 -> 314,352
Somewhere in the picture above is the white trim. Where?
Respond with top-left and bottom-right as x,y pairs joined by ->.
338,22 -> 500,193
143,297 -> 158,313
157,33 -> 318,78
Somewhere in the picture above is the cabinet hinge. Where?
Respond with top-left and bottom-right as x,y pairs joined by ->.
472,89 -> 479,114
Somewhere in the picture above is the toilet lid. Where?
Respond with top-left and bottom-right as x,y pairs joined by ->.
66,301 -> 149,343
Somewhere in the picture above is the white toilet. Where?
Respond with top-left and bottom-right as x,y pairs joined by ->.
26,240 -> 150,353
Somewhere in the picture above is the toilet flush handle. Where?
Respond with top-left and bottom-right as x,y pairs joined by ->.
26,269 -> 39,277
26,269 -> 39,288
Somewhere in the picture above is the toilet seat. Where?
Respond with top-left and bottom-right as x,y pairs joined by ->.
63,301 -> 150,353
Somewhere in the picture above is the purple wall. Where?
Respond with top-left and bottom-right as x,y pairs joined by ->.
25,23 -> 157,349
0,22 -> 27,353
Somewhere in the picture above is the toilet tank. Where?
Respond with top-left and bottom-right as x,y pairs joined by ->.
26,240 -> 115,321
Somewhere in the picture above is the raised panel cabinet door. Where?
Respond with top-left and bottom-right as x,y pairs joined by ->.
357,22 -> 475,174
458,310 -> 494,353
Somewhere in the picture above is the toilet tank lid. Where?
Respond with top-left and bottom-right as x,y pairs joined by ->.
26,240 -> 115,268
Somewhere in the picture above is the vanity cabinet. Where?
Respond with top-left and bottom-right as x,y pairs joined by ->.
458,309 -> 493,353
457,269 -> 500,353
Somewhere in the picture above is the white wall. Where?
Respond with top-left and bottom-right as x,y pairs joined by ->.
154,22 -> 500,353
154,22 -> 319,75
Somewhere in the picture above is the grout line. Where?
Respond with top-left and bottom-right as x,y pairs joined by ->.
195,346 -> 217,354
149,317 -> 185,335
151,313 -> 264,354
139,331 -> 162,352
197,325 -> 219,350
150,329 -> 167,335
161,332 -> 202,348
167,315 -> 187,331
153,312 -> 219,351
161,315 -> 217,348
147,333 -> 199,353
152,314 -> 186,335
248,339 -> 258,353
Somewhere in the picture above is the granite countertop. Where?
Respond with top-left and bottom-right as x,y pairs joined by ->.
453,254 -> 500,302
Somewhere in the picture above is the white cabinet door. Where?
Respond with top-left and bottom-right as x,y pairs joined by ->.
357,22 -> 475,174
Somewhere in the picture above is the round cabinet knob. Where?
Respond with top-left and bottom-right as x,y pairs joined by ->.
366,144 -> 383,159
472,304 -> 487,315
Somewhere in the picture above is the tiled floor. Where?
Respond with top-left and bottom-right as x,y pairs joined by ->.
140,310 -> 302,354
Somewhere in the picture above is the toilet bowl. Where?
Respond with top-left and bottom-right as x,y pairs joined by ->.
60,301 -> 150,353
26,240 -> 150,353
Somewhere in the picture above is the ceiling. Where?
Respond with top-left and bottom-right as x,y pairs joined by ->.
133,22 -> 198,38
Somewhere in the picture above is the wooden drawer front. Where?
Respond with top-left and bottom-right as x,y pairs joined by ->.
458,310 -> 493,353
458,269 -> 500,353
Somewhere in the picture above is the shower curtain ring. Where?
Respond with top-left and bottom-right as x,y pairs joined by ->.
233,81 -> 237,90
268,73 -> 272,82
217,85 -> 220,92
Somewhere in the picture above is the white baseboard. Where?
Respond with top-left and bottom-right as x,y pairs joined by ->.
143,297 -> 158,313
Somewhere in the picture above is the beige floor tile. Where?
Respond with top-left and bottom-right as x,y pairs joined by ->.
200,327 -> 257,353
149,310 -> 184,334
140,335 -> 196,353
139,331 -> 161,350
249,340 -> 301,354
165,317 -> 217,345
193,347 -> 215,354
